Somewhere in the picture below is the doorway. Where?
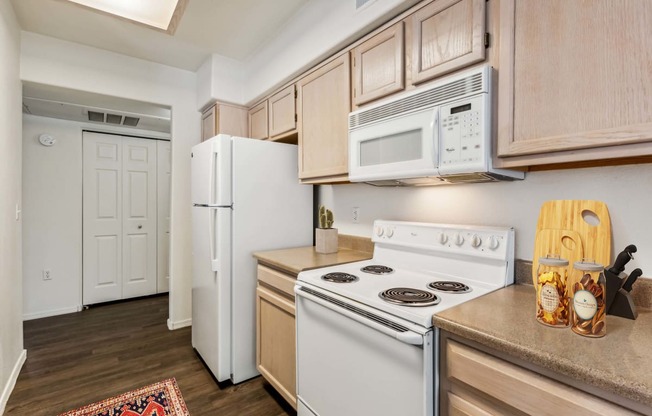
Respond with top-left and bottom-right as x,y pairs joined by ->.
82,131 -> 171,305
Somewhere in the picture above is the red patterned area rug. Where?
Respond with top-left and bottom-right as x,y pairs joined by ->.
58,378 -> 190,416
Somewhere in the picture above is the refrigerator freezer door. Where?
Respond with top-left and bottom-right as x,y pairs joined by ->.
191,135 -> 232,206
191,205 -> 232,381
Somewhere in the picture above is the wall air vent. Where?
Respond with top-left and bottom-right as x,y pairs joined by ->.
122,116 -> 140,127
88,111 -> 104,122
356,0 -> 374,9
106,113 -> 123,124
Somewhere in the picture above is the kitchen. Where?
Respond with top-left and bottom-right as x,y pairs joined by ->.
1,0 -> 652,415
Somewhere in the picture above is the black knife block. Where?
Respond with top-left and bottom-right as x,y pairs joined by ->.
609,290 -> 638,320
607,270 -> 638,320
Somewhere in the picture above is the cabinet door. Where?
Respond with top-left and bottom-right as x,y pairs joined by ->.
201,105 -> 216,141
448,393 -> 493,416
352,22 -> 404,106
269,85 -> 297,138
248,101 -> 269,140
256,284 -> 297,409
216,104 -> 248,137
496,0 -> 652,165
297,55 -> 351,182
411,0 -> 486,85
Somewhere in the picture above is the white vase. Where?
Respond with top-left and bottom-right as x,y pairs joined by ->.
315,228 -> 338,254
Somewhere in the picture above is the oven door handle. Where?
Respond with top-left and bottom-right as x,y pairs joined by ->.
295,285 -> 424,346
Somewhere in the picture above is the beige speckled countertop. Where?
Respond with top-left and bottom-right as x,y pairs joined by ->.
253,246 -> 373,276
433,285 -> 652,410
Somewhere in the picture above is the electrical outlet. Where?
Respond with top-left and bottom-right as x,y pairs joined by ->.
43,269 -> 52,281
352,207 -> 360,224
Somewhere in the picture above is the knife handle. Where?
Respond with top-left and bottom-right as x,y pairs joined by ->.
622,268 -> 642,292
609,245 -> 637,274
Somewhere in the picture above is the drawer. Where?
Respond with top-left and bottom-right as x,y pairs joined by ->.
257,264 -> 296,298
446,340 -> 636,416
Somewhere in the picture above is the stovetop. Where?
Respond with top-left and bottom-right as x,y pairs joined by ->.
297,220 -> 515,328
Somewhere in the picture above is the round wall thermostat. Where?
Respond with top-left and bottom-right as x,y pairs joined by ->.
39,134 -> 56,146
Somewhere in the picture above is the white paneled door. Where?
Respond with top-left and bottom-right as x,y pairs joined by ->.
83,132 -> 160,305
157,140 -> 171,293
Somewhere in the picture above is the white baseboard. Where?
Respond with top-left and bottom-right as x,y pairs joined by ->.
23,305 -> 83,321
167,318 -> 192,330
0,349 -> 27,415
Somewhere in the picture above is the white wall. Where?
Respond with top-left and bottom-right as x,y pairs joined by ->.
20,32 -> 199,328
0,0 -> 25,412
319,164 -> 652,275
21,114 -> 169,320
199,0 -> 420,107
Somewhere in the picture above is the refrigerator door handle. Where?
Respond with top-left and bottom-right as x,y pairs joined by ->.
209,208 -> 219,273
209,149 -> 217,206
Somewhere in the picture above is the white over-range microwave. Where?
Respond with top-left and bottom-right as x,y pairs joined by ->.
348,64 -> 524,185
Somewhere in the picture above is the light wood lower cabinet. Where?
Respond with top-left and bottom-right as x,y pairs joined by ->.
256,265 -> 297,409
441,338 -> 638,416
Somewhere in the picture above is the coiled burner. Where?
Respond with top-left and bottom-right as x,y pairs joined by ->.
360,265 -> 394,275
321,272 -> 359,283
427,281 -> 472,293
379,287 -> 440,307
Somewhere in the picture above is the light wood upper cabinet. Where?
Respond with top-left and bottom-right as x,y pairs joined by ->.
256,265 -> 297,410
201,103 -> 248,142
352,22 -> 405,106
201,106 -> 216,141
268,85 -> 297,138
410,0 -> 486,85
297,54 -> 351,183
496,0 -> 652,167
248,101 -> 269,140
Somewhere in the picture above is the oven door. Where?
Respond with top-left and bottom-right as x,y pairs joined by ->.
295,285 -> 436,416
348,107 -> 439,183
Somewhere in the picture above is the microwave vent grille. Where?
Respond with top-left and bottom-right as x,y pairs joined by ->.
350,72 -> 483,129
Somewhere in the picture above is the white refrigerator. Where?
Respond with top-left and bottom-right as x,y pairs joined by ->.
191,134 -> 312,384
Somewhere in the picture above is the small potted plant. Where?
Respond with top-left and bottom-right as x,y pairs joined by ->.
316,205 -> 337,254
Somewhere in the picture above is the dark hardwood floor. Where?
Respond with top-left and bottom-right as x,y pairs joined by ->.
6,295 -> 296,416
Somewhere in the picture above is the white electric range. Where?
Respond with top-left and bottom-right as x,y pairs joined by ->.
295,220 -> 515,416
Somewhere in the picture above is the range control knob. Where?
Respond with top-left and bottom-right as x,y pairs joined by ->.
386,228 -> 394,238
438,233 -> 448,245
471,234 -> 482,248
375,226 -> 385,237
486,235 -> 500,250
454,233 -> 464,246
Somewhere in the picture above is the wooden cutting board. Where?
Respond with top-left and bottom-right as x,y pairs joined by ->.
531,229 -> 584,285
535,200 -> 612,273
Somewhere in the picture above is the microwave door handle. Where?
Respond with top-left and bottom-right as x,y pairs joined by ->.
431,109 -> 439,167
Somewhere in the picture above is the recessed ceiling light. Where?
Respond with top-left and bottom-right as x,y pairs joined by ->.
66,0 -> 181,31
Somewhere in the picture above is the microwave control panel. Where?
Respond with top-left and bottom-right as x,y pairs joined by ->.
439,95 -> 487,173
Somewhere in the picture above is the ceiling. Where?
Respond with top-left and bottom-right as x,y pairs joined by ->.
10,0 -> 311,71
